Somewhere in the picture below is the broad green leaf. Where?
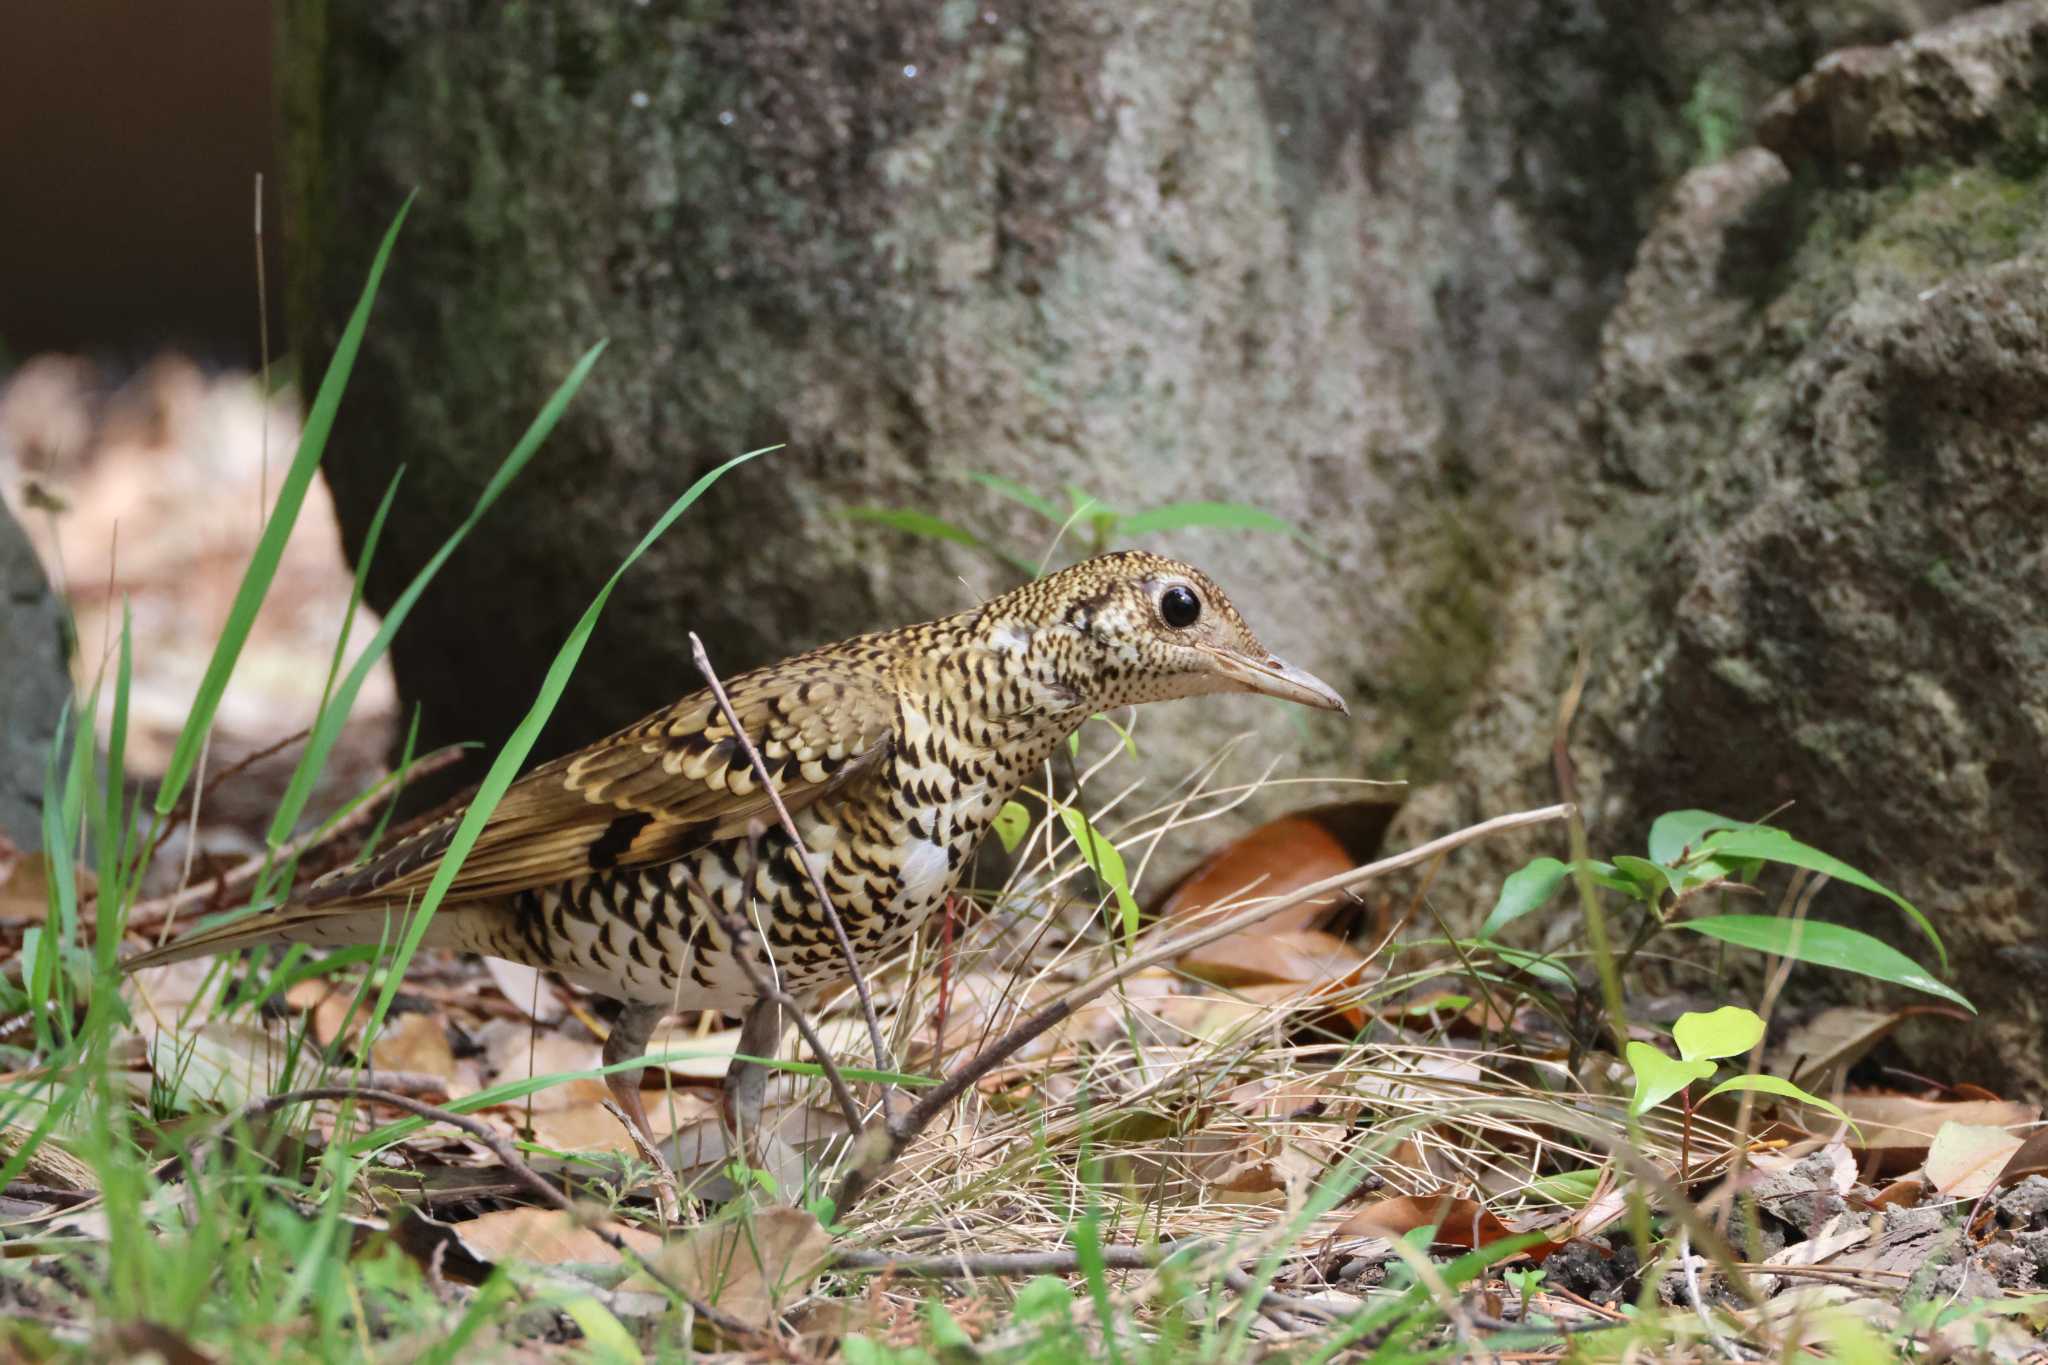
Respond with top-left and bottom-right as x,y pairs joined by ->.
1676,914 -> 1971,1010
1570,859 -> 1643,898
838,507 -> 1036,574
1625,1041 -> 1718,1115
1702,826 -> 1944,970
1056,804 -> 1139,945
1611,855 -> 1676,903
1114,500 -> 1305,540
991,801 -> 1032,854
561,1297 -> 644,1364
1702,1073 -> 1853,1129
964,471 -> 1063,521
1648,809 -> 1749,866
1479,857 -> 1568,939
1672,1005 -> 1764,1062
157,196 -> 413,814
1528,1168 -> 1604,1207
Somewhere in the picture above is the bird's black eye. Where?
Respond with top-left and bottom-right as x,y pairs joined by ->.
1159,585 -> 1201,629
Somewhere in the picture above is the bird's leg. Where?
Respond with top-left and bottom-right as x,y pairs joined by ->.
602,1002 -> 681,1213
720,994 -> 786,1163
931,894 -> 958,1062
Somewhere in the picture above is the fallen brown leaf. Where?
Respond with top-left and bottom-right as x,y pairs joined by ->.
1158,813 -> 1360,933
370,1011 -> 457,1083
625,1205 -> 831,1329
1179,928 -> 1371,991
451,1207 -> 659,1268
1337,1192 -> 1555,1260
484,957 -> 565,1024
1924,1122 -> 2027,1199
1837,1093 -> 2040,1175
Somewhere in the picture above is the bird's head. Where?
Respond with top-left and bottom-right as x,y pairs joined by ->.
973,550 -> 1347,717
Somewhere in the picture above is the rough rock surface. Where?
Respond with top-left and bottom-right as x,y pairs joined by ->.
1404,3 -> 2048,1093
0,499 -> 67,850
280,0 -> 1954,802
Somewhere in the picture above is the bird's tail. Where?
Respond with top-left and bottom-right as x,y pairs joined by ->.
123,902 -> 499,972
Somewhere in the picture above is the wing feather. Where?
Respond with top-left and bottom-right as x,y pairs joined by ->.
306,656 -> 895,908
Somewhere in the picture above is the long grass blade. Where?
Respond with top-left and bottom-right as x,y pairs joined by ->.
356,444 -> 776,1042
155,195 -> 414,816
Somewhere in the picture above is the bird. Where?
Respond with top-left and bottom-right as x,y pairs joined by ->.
127,550 -> 1346,1150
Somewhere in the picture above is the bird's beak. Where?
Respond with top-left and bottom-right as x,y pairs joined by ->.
1203,647 -> 1349,715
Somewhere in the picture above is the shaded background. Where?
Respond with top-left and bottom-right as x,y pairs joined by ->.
5,0 -> 2044,1094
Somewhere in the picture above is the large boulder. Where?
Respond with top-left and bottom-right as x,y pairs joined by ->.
278,0 -> 1955,800
0,498 -> 68,851
1404,4 -> 2048,1093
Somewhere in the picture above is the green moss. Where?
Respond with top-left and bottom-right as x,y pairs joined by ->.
1377,502 -> 1506,781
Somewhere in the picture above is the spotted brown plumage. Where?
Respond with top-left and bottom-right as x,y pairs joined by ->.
127,551 -> 1346,1141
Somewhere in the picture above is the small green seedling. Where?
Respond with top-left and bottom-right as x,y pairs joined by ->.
1625,1005 -> 1850,1127
840,473 -> 1323,578
1481,809 -> 1970,1010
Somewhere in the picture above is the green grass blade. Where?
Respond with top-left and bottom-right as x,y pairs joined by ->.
963,471 -> 1063,522
155,195 -> 414,816
357,444 -> 775,1042
264,339 -> 607,850
1113,500 -> 1300,538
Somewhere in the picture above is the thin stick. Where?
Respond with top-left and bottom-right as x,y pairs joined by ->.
676,865 -> 866,1134
240,1086 -> 761,1343
688,634 -> 894,1094
836,803 -> 1574,1209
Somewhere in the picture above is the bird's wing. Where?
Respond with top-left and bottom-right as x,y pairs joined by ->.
305,660 -> 897,906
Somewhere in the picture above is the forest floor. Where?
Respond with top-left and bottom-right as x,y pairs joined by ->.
0,351 -> 2044,1362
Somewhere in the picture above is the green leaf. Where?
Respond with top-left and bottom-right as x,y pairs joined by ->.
1676,915 -> 1972,1010
1089,712 -> 1139,758
1702,1074 -> 1853,1129
1648,809 -> 1749,866
1055,804 -> 1139,945
1625,1042 -> 1718,1116
1672,1006 -> 1765,1062
1479,857 -> 1569,939
1702,825 -> 1945,971
1114,500 -> 1306,541
963,471 -> 1063,521
560,1298 -> 643,1365
1484,945 -> 1576,989
157,196 -> 413,815
1528,1168 -> 1604,1207
1610,854 -> 1676,903
992,801 -> 1032,855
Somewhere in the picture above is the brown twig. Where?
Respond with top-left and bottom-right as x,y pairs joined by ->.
239,1086 -> 762,1343
834,803 -> 1575,1210
688,634 -> 894,1097
124,744 -> 467,941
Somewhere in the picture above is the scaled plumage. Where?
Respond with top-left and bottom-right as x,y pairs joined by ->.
128,551 -> 1344,1136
